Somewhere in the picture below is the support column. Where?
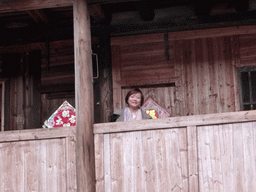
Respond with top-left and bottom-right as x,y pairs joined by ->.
73,0 -> 95,191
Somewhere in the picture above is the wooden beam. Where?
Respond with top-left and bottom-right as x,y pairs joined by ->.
27,9 -> 49,25
111,25 -> 256,46
0,126 -> 76,142
94,110 -> 256,134
87,0 -> 138,3
0,0 -> 72,13
73,0 -> 96,191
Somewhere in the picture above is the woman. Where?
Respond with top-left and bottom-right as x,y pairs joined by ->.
110,88 -> 152,122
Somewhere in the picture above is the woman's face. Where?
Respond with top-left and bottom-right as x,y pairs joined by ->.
128,92 -> 141,109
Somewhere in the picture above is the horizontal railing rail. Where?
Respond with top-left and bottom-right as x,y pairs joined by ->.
94,110 -> 256,134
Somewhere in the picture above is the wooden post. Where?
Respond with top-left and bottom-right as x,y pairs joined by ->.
73,0 -> 96,191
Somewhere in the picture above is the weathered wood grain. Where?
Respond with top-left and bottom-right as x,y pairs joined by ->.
103,134 -> 111,192
94,134 -> 104,191
73,0 -> 95,190
66,136 -> 77,192
0,0 -> 72,13
111,25 -> 256,46
232,122 -> 245,191
187,126 -> 199,192
112,45 -> 122,110
36,139 -> 47,192
111,27 -> 256,119
0,134 -> 76,192
0,126 -> 76,142
110,133 -> 123,191
1,81 -> 5,131
94,110 -> 256,134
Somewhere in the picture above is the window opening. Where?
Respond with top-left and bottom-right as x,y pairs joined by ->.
238,66 -> 256,110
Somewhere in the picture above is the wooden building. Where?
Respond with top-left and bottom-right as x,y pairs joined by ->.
0,0 -> 256,191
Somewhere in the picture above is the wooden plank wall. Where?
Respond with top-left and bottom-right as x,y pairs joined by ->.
111,26 -> 256,117
240,33 -> 256,67
0,127 -> 76,191
0,37 -> 111,127
0,40 -> 76,129
0,51 -> 42,130
94,110 -> 256,192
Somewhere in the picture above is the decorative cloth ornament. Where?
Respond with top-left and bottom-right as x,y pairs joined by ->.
141,97 -> 171,119
43,101 -> 76,128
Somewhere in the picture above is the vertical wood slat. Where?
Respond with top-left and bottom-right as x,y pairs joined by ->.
0,143 -> 3,191
183,39 -> 194,116
25,140 -> 37,191
232,123 -> 245,191
56,138 -> 69,192
111,45 -> 122,110
219,124 -> 234,192
4,142 -> 16,191
207,37 -> 217,114
142,130 -> 156,191
198,125 -> 212,191
195,38 -> 207,115
27,50 -> 42,129
110,133 -> 123,191
95,134 -> 104,192
187,125 -> 199,192
210,125 -> 223,192
66,136 -> 77,192
242,122 -> 256,191
202,38 -> 211,114
231,35 -> 241,111
1,81 -> 5,131
223,37 -> 235,112
46,139 -> 57,191
174,40 -> 186,116
154,130 -> 167,191
36,139 -> 47,192
15,141 -> 25,192
104,134 -> 111,192
134,131 -> 145,191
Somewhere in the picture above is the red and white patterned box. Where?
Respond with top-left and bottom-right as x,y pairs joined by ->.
44,101 -> 76,128
141,97 -> 171,119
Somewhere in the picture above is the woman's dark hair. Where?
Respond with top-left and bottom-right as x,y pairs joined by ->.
125,88 -> 144,106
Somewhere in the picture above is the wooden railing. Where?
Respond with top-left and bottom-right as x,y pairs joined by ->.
94,110 -> 256,192
1,110 -> 256,192
0,126 -> 77,192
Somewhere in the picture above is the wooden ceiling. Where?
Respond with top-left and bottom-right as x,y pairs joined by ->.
0,0 -> 254,46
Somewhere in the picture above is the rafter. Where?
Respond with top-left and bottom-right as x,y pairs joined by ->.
27,9 -> 49,25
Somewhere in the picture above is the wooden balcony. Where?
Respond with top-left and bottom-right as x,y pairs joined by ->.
0,110 -> 256,191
